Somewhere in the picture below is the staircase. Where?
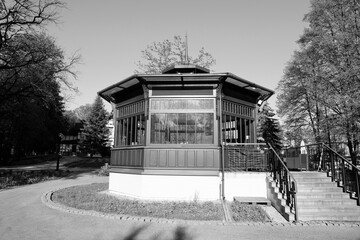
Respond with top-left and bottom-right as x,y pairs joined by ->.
266,175 -> 296,221
293,172 -> 360,221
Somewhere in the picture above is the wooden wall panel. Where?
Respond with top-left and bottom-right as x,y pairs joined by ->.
168,150 -> 176,167
187,150 -> 195,167
143,148 -> 220,170
178,151 -> 186,167
159,151 -> 167,167
111,148 -> 219,170
196,151 -> 205,167
205,151 -> 215,167
111,148 -> 144,167
149,150 -> 158,167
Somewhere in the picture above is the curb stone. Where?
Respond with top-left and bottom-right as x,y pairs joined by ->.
41,189 -> 360,228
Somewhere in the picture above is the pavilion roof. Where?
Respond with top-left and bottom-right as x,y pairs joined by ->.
99,70 -> 274,105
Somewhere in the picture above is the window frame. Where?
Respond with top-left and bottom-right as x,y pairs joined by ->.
115,100 -> 146,147
149,97 -> 216,146
222,99 -> 256,143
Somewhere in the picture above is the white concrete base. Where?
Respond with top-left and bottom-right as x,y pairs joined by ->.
109,172 -> 221,201
109,172 -> 268,201
223,172 -> 267,200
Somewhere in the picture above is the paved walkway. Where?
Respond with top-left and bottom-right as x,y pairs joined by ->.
0,156 -> 96,172
0,173 -> 360,240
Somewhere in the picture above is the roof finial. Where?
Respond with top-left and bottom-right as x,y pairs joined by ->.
185,33 -> 189,65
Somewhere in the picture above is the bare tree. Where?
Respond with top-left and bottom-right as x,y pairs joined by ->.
136,35 -> 216,74
0,1 -> 80,162
0,0 -> 65,50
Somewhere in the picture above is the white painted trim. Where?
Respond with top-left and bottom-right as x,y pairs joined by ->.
109,172 -> 268,201
223,172 -> 267,200
109,172 -> 221,201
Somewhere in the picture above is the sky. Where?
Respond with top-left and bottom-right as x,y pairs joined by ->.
46,0 -> 312,112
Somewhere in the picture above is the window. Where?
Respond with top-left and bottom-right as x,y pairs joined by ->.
150,99 -> 215,144
151,99 -> 214,110
115,101 -> 145,146
151,113 -> 214,144
222,100 -> 255,143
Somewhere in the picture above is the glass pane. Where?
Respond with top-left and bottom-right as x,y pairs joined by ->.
245,119 -> 250,142
150,113 -> 214,144
129,116 -> 134,145
116,114 -> 146,146
167,113 -> 178,144
236,117 -> 241,143
116,120 -> 120,146
231,115 -> 236,143
150,99 -> 214,110
137,115 -> 145,145
224,115 -> 230,143
151,114 -> 166,144
178,113 -> 187,144
187,114 -> 196,144
123,118 -> 128,145
204,113 -> 214,144
127,117 -> 132,145
150,115 -> 157,143
195,113 -> 204,144
133,117 -> 137,144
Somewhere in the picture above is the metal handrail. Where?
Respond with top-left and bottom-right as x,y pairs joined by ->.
224,143 -> 268,146
322,143 -> 360,205
282,142 -> 360,206
223,143 -> 269,172
268,144 -> 298,221
322,143 -> 360,170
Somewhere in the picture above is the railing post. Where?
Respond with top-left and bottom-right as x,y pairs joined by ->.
356,170 -> 360,206
221,143 -> 225,200
306,145 -> 310,171
330,147 -> 335,182
279,166 -> 284,194
291,181 -> 298,222
272,151 -> 276,181
284,169 -> 290,205
245,150 -> 248,172
342,158 -> 347,193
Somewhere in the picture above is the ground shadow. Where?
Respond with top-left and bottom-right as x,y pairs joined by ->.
59,169 -> 102,180
117,226 -> 194,240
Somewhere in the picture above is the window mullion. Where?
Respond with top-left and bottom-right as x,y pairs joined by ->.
134,115 -> 139,145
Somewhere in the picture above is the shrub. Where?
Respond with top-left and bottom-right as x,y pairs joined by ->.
97,164 -> 110,176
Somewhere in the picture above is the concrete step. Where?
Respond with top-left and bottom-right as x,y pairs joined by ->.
298,212 -> 360,221
297,198 -> 357,206
290,172 -> 360,221
298,205 -> 360,213
294,177 -> 331,182
296,181 -> 339,188
296,186 -> 341,192
296,192 -> 350,199
291,172 -> 328,178
266,177 -> 295,222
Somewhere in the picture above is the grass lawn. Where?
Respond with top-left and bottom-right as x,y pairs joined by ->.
0,170 -> 70,190
62,157 -> 109,168
52,183 -> 271,222
0,156 -> 110,190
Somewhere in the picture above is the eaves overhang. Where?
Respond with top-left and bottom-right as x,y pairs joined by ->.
98,72 -> 274,104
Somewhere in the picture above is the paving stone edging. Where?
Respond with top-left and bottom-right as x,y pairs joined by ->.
41,190 -> 360,228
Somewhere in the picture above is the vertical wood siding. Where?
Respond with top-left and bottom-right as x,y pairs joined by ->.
110,148 -> 220,170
